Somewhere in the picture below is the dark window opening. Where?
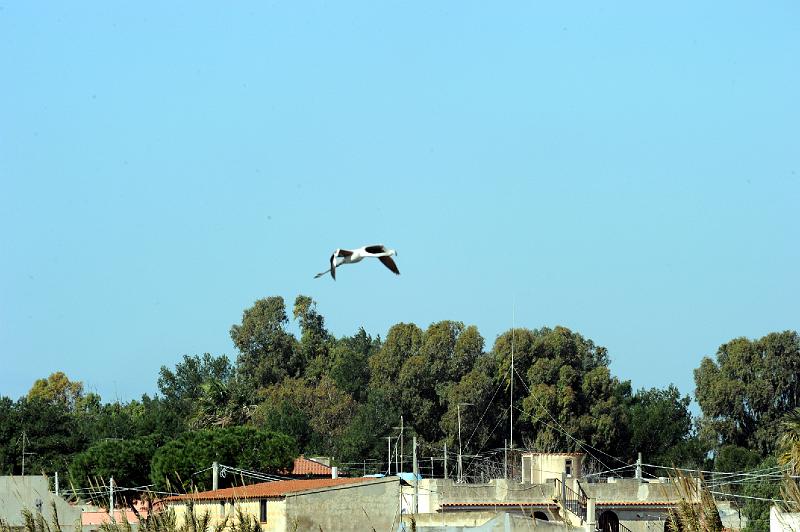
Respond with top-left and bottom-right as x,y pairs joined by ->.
259,499 -> 267,522
533,511 -> 549,521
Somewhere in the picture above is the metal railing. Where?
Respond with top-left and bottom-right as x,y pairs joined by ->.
554,477 -> 587,522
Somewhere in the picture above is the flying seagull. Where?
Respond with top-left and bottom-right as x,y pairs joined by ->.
314,244 -> 400,280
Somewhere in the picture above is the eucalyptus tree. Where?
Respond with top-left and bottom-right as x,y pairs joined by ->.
230,297 -> 298,389
694,330 -> 800,455
494,326 -> 632,455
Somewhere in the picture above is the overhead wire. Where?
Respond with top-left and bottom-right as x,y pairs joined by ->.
512,366 -> 630,476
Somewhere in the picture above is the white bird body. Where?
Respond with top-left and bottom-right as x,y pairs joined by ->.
314,244 -> 400,280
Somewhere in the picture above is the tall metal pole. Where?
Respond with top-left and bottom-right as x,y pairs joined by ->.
385,437 -> 392,475
457,405 -> 463,483
510,305 -> 515,452
400,416 -> 404,473
55,471 -> 59,496
443,443 -> 448,479
213,461 -> 219,491
21,432 -> 35,477
504,439 -> 508,480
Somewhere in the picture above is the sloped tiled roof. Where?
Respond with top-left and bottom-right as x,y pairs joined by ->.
291,455 -> 332,475
596,501 -> 676,507
442,502 -> 559,508
165,477 -> 369,502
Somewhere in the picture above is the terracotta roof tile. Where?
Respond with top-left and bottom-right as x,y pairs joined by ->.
596,501 -> 677,507
291,456 -> 332,476
165,478 -> 369,503
442,502 -> 558,508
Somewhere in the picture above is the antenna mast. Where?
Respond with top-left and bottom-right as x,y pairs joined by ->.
510,303 -> 515,452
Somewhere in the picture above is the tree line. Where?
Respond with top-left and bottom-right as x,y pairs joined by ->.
0,295 -> 797,527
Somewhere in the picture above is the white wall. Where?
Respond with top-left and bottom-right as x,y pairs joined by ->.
770,506 -> 800,531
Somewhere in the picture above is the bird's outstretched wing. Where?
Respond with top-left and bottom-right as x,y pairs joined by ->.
379,256 -> 400,275
330,252 -> 337,280
364,244 -> 386,254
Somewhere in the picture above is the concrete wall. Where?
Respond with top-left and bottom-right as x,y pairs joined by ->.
770,506 -> 800,531
408,512 -> 573,531
285,478 -> 399,532
0,475 -> 85,531
421,478 -> 554,506
583,478 -> 683,503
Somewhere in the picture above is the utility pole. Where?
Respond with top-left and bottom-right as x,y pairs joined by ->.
213,461 -> 219,491
109,477 -> 115,523
636,452 -> 642,480
55,472 -> 59,496
384,437 -> 393,475
400,416 -> 404,473
457,403 -> 472,483
412,437 -> 419,514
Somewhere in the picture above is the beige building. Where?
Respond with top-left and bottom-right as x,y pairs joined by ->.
163,476 -> 400,532
163,453 -> 711,532
521,452 -> 585,484
398,453 -> 702,532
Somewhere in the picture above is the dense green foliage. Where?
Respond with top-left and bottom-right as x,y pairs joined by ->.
150,427 -> 296,491
0,293 -> 797,514
694,331 -> 800,455
69,435 -> 161,501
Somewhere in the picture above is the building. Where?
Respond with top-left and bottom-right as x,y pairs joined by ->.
163,476 -> 400,531
396,452 -> 705,532
288,455 -> 336,478
0,475 -> 87,531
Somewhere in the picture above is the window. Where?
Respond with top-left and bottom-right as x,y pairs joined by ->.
259,499 -> 267,523
565,459 -> 573,477
219,501 -> 226,517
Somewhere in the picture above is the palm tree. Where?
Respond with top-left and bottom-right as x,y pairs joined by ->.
778,408 -> 800,475
190,378 -> 252,429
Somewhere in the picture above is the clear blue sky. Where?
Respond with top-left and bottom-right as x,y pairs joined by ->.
1,2 -> 797,406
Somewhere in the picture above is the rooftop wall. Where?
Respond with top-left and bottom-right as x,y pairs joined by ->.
0,476 -> 85,530
285,477 -> 399,531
